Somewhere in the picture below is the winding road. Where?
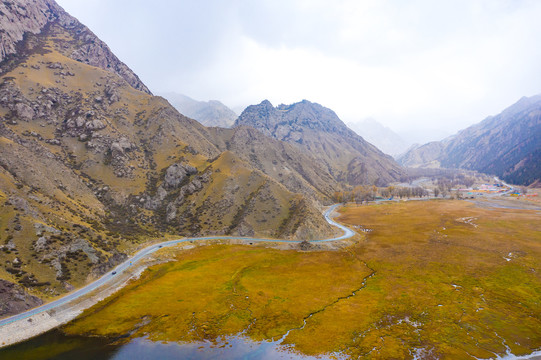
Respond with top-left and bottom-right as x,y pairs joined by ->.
0,204 -> 354,329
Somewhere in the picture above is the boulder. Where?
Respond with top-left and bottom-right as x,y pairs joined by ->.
14,102 -> 35,120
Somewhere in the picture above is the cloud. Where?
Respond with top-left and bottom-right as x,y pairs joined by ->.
57,0 -> 541,142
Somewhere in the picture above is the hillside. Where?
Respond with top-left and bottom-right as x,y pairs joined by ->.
398,95 -> 541,185
0,0 -> 150,94
0,0 -> 334,310
234,100 -> 403,186
208,125 -> 342,201
161,92 -> 237,128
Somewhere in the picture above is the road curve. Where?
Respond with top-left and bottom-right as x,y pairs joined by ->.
0,204 -> 353,328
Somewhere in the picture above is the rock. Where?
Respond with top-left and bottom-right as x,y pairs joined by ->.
0,280 -> 43,317
51,259 -> 63,278
75,116 -> 85,128
166,202 -> 177,222
46,139 -> 61,145
157,186 -> 167,201
111,137 -> 132,154
47,62 -> 63,69
33,223 -> 61,236
164,163 -> 197,189
104,84 -> 120,103
34,236 -> 48,252
85,119 -> 106,130
63,282 -> 74,291
14,102 -> 35,120
69,238 -> 99,263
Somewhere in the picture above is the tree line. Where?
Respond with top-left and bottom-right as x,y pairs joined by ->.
332,185 -> 429,204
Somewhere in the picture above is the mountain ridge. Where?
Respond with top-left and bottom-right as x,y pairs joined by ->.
398,95 -> 541,185
161,92 -> 237,128
234,99 -> 403,186
0,0 -> 151,94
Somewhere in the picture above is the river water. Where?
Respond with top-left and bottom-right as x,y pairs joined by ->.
0,329 -> 339,360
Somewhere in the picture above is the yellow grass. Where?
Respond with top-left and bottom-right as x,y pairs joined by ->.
63,200 -> 541,359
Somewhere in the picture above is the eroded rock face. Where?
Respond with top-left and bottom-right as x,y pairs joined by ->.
0,0 -> 151,94
0,279 -> 43,317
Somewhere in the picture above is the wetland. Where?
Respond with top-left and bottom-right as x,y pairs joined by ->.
1,200 -> 540,359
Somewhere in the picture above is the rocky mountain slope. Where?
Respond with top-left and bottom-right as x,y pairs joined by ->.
347,118 -> 410,157
0,0 -> 334,305
398,95 -> 541,185
207,125 -> 342,200
161,92 -> 237,128
0,0 -> 150,94
234,100 -> 403,186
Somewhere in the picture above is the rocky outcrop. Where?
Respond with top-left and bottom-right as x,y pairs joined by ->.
0,280 -> 43,317
0,0 -> 151,94
164,162 -> 197,189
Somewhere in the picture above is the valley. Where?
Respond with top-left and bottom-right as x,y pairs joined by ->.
1,198 -> 539,359
1,1 -> 541,359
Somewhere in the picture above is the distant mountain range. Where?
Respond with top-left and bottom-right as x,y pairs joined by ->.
234,100 -> 403,186
347,118 -> 411,157
160,92 -> 237,128
398,95 -> 541,185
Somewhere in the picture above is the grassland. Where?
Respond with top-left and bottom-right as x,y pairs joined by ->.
62,200 -> 541,359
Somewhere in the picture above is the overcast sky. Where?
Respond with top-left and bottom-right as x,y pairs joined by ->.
56,0 -> 541,143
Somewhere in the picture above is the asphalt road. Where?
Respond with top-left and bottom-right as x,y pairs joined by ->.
0,204 -> 353,328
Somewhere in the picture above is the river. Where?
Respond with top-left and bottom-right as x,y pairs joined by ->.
0,329 -> 340,360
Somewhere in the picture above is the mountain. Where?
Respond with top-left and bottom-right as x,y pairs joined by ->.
0,0 -> 334,308
347,118 -> 410,157
0,0 -> 150,94
234,100 -> 403,186
207,125 -> 342,201
161,92 -> 237,128
398,95 -> 541,185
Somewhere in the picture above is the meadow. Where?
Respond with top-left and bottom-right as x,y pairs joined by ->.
62,200 -> 541,359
